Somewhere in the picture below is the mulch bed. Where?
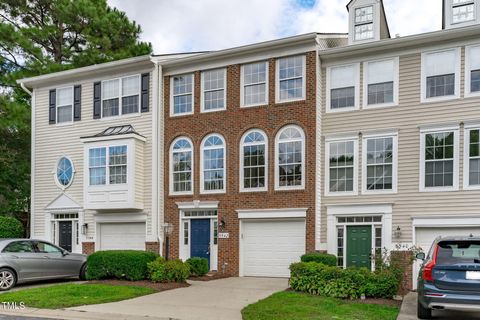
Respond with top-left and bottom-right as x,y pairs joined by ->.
188,273 -> 231,281
87,280 -> 190,292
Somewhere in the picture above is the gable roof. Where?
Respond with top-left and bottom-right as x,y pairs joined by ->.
346,0 -> 391,39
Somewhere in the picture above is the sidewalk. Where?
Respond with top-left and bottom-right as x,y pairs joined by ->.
0,308 -> 171,320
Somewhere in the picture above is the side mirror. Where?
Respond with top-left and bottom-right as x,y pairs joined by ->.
62,250 -> 70,256
416,252 -> 426,260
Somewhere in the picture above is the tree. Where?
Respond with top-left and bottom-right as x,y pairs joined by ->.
0,0 -> 152,226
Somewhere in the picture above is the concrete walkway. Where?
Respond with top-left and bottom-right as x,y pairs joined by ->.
68,277 -> 288,320
398,292 -> 480,320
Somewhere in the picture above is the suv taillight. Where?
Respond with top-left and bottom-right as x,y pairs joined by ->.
423,245 -> 439,282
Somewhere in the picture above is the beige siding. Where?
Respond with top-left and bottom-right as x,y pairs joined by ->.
320,47 -> 480,244
33,69 -> 154,242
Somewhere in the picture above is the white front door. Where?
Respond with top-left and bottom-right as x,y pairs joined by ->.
241,219 -> 305,277
99,222 -> 146,250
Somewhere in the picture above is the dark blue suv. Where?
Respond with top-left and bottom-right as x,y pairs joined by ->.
416,236 -> 480,319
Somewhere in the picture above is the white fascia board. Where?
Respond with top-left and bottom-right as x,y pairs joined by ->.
81,133 -> 146,143
412,216 -> 480,227
236,208 -> 308,219
326,203 -> 393,215
176,201 -> 220,210
94,213 -> 147,223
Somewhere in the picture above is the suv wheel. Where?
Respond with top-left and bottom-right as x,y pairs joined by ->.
0,268 -> 16,291
417,299 -> 432,319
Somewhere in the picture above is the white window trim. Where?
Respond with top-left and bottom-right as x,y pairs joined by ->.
240,61 -> 269,108
239,129 -> 268,192
200,133 -> 226,194
419,125 -> 460,192
274,125 -> 306,191
52,155 -> 76,190
361,132 -> 398,195
463,123 -> 480,190
465,44 -> 480,98
55,86 -> 74,125
325,135 -> 359,197
420,47 -> 461,104
275,55 -> 306,104
101,75 -> 141,119
326,63 -> 360,113
362,57 -> 399,109
353,5 -> 375,42
169,137 -> 194,196
200,68 -> 227,113
170,74 -> 195,117
87,144 -> 129,187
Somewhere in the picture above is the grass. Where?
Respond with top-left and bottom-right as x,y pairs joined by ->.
242,291 -> 400,320
0,283 -> 155,309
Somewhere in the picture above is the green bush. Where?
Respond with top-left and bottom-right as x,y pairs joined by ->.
186,257 -> 209,277
148,258 -> 190,283
300,252 -> 337,266
86,250 -> 159,281
289,262 -> 399,300
0,216 -> 24,238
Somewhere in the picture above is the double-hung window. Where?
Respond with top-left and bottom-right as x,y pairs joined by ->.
240,130 -> 267,191
56,87 -> 73,123
362,133 -> 397,194
422,49 -> 460,101
354,6 -> 374,41
326,138 -> 357,195
170,137 -> 193,194
275,125 -> 305,189
466,45 -> 480,97
328,64 -> 359,111
241,61 -> 268,107
171,74 -> 194,116
277,55 -> 305,102
420,127 -> 459,191
452,0 -> 475,24
364,58 -> 398,107
464,126 -> 480,189
102,75 -> 140,117
89,145 -> 127,186
201,69 -> 226,112
201,134 -> 226,193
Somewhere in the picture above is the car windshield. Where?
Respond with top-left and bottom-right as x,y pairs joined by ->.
437,241 -> 480,265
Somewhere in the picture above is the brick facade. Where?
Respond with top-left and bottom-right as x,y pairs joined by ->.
82,242 -> 95,255
164,51 -> 317,276
146,241 -> 161,253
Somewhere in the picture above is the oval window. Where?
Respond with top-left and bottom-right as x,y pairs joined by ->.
56,157 -> 74,187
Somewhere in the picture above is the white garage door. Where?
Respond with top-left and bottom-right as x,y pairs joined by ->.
241,219 -> 305,277
99,223 -> 146,250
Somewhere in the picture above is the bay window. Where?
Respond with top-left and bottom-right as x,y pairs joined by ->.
89,145 -> 127,186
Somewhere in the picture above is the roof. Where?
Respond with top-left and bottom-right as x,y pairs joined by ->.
346,0 -> 391,39
80,125 -> 145,139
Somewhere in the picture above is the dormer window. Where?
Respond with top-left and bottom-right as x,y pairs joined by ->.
354,6 -> 374,41
452,0 -> 475,24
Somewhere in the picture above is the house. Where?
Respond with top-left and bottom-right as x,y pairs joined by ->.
17,0 -> 480,287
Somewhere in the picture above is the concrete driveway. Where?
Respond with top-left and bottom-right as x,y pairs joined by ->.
69,277 -> 288,320
398,292 -> 480,320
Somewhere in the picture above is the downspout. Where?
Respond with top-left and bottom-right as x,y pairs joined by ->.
314,38 -> 323,251
158,63 -> 165,255
151,59 -> 161,253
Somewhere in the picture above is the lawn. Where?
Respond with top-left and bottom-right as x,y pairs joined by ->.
0,283 -> 155,309
242,291 -> 400,320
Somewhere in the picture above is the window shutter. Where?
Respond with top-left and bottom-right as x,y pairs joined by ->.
141,73 -> 150,113
49,89 -> 56,124
93,81 -> 101,119
74,85 -> 81,121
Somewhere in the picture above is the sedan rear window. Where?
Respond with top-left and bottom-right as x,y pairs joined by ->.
437,241 -> 480,265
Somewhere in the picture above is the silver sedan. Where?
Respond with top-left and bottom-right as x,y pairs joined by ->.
0,239 -> 87,291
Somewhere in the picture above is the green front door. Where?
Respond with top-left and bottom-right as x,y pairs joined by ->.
346,225 -> 372,269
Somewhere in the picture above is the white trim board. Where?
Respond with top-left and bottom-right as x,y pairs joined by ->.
176,201 -> 219,210
236,208 -> 308,219
412,216 -> 480,227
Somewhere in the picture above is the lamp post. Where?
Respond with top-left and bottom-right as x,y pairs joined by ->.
163,223 -> 174,260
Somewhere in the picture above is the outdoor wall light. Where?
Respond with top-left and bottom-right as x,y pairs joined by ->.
393,226 -> 402,238
163,223 -> 174,261
81,223 -> 88,235
219,219 -> 226,230
163,223 -> 174,235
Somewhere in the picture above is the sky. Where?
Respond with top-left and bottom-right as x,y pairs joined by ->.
107,0 -> 442,54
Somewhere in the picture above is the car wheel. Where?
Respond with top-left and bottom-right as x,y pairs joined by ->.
0,268 -> 16,291
417,299 -> 432,319
79,264 -> 87,280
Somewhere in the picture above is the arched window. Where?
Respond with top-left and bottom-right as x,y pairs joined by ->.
55,156 -> 75,188
275,125 -> 305,189
240,129 -> 268,191
201,134 -> 226,193
170,137 -> 193,194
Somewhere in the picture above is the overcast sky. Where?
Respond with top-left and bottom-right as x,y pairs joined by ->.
107,0 -> 442,54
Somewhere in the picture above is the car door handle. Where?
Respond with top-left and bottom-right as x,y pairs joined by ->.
9,255 -> 19,259
42,256 -> 50,259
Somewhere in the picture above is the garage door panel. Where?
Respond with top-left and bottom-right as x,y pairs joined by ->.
242,219 -> 305,277
100,223 -> 146,251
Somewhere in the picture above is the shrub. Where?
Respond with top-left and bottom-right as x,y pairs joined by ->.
0,216 -> 24,238
186,257 -> 209,277
86,250 -> 159,281
300,252 -> 337,266
289,262 -> 399,300
148,258 -> 190,283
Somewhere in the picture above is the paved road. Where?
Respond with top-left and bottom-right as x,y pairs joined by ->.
0,316 -> 52,320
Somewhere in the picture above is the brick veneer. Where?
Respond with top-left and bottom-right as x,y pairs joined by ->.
391,250 -> 414,293
163,51 -> 317,276
82,242 -> 95,255
146,241 -> 160,253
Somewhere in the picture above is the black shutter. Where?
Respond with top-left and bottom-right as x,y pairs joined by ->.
141,73 -> 150,113
93,81 -> 101,119
73,85 -> 81,121
49,89 -> 56,124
